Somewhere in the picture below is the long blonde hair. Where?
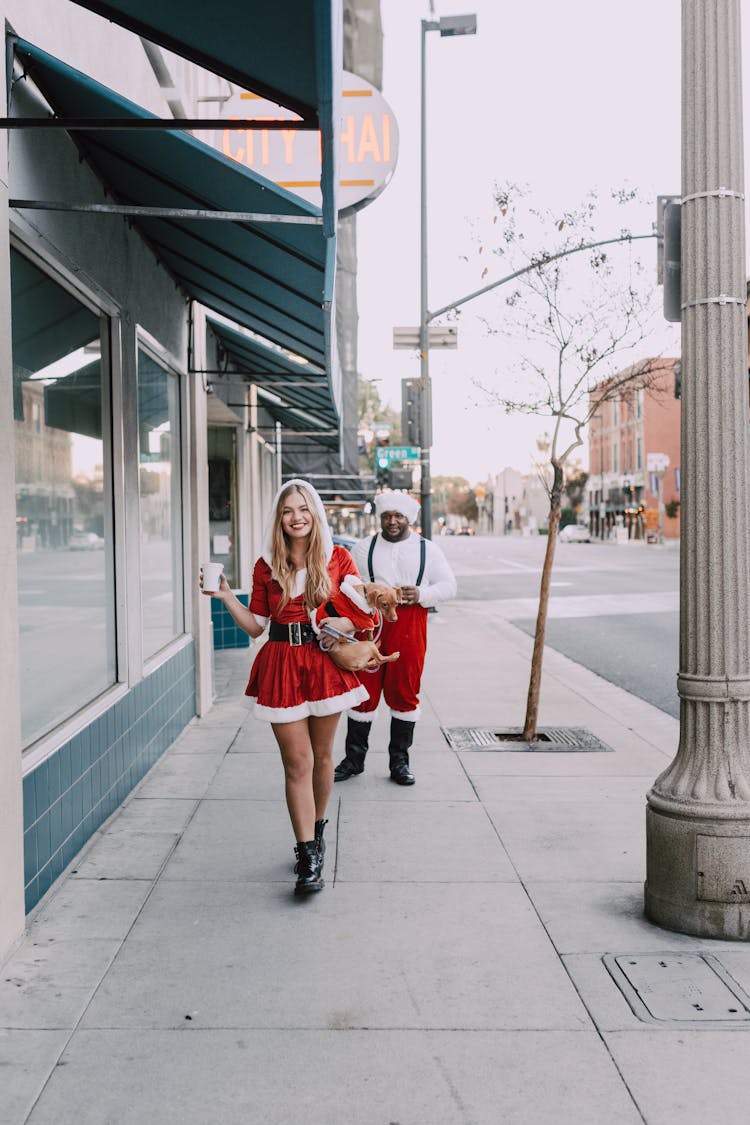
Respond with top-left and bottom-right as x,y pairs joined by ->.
271,483 -> 332,609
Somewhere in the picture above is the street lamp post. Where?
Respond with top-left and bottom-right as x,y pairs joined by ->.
645,0 -> 750,938
419,13 -> 476,539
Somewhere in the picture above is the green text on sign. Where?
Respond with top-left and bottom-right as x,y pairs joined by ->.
375,445 -> 421,469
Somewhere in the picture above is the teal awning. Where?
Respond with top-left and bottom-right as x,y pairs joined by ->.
65,0 -> 340,239
12,39 -> 338,387
207,317 -> 338,449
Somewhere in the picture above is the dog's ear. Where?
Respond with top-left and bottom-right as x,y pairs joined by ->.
393,586 -> 404,604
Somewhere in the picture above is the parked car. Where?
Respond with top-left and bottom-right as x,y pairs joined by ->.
331,533 -> 358,552
558,523 -> 591,543
456,526 -> 475,536
68,531 -> 105,550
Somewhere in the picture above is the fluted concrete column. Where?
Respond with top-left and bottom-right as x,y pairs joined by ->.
645,0 -> 750,937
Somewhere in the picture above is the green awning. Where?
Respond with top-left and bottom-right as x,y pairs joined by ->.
207,317 -> 338,449
11,248 -> 99,376
12,39 -> 337,385
65,0 -> 340,238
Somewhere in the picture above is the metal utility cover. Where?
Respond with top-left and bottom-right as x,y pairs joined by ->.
604,953 -> 750,1024
442,726 -> 613,753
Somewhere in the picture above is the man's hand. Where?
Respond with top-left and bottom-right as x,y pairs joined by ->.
399,586 -> 420,606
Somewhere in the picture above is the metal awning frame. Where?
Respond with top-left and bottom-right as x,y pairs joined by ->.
9,199 -> 323,224
1,117 -> 314,131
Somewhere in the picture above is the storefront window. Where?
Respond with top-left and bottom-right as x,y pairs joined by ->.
138,347 -> 184,658
12,248 -> 115,746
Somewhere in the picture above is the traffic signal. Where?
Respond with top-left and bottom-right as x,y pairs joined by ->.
389,466 -> 413,490
375,432 -> 390,485
402,377 -> 432,448
663,201 -> 682,323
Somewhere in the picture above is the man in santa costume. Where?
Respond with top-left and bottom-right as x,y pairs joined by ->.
334,490 -> 457,786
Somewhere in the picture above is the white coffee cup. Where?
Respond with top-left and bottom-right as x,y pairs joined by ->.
201,562 -> 224,592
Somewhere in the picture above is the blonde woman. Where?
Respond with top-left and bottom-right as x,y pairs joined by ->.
201,479 -> 369,895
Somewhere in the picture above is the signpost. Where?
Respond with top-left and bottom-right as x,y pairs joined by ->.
375,445 -> 420,471
393,326 -> 458,349
647,452 -> 670,544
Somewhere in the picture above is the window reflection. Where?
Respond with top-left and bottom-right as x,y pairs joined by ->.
138,347 -> 184,657
208,426 -> 236,586
12,249 -> 115,746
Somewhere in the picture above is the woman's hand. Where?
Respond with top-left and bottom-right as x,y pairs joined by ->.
200,570 -> 231,599
321,616 -> 355,635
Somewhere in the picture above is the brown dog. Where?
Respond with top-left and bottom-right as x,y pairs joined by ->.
325,639 -> 400,673
356,582 -> 402,623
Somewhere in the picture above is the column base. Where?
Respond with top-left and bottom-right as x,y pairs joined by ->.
646,804 -> 750,940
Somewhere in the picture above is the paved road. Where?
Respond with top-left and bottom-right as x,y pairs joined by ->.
439,534 -> 680,718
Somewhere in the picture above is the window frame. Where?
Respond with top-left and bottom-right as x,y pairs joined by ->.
10,234 -> 122,763
136,327 -> 190,673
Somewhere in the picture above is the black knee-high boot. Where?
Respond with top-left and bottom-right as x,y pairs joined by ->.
389,717 -> 416,785
334,718 -> 372,781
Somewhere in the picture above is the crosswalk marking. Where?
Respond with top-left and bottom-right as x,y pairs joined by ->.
478,590 -> 679,621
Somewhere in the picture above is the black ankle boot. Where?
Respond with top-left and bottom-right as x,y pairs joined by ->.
334,718 -> 372,781
293,818 -> 327,874
389,717 -> 416,785
294,841 -> 324,895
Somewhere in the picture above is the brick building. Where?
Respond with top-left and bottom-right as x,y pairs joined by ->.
587,359 -> 681,540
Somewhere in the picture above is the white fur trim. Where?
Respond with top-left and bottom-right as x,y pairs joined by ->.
308,608 -> 323,636
389,705 -> 421,720
261,479 -> 333,571
249,683 -> 369,724
346,708 -> 376,722
340,574 -> 373,614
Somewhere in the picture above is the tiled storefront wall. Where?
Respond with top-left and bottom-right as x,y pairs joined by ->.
211,595 -> 251,649
22,643 -> 195,912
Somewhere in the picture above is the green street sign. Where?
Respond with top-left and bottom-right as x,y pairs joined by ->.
374,445 -> 420,469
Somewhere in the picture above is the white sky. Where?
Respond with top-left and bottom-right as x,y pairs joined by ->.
356,0 -> 749,483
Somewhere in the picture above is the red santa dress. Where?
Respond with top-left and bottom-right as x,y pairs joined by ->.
245,545 -> 370,723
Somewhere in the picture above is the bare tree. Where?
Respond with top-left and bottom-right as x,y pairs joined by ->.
475,185 -> 671,740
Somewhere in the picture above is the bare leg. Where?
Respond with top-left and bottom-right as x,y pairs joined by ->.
309,712 -> 341,820
272,719 -> 316,842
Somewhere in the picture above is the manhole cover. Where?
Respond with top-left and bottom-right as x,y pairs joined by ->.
442,726 -> 613,752
604,953 -> 750,1025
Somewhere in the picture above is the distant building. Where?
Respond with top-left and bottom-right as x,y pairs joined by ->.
587,360 -> 681,540
488,465 -> 551,537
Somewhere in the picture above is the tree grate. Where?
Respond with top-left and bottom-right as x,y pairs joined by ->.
441,726 -> 614,753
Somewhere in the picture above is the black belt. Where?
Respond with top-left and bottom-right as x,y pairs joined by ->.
268,621 -> 316,646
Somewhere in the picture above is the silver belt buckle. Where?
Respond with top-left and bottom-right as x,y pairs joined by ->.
289,622 -> 302,646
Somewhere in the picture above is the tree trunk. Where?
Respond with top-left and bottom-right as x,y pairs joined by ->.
523,461 -> 563,741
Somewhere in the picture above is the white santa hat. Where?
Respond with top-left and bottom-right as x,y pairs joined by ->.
374,490 -> 421,524
261,478 -> 333,570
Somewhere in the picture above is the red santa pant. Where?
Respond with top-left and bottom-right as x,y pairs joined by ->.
353,604 -> 428,718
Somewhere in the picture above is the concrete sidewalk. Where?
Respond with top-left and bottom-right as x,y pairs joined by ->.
3,601 -> 750,1124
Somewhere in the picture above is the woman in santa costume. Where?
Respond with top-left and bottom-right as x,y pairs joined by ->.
201,479 -> 372,895
334,489 -> 457,786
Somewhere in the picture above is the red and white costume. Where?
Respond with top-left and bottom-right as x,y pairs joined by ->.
349,527 -> 456,721
244,481 -> 370,723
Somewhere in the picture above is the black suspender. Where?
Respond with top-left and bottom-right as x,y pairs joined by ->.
416,537 -> 426,585
368,533 -> 426,585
